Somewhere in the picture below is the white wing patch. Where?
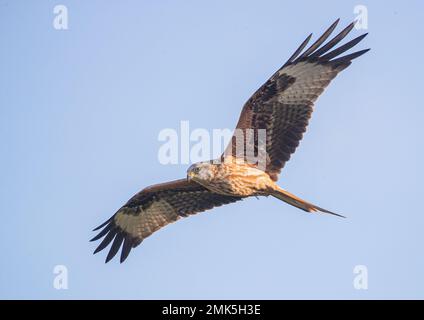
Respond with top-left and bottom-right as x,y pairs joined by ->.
114,200 -> 179,239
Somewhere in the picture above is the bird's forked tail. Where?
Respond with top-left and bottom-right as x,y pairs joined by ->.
270,186 -> 345,218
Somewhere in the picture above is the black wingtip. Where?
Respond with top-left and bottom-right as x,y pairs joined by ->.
104,232 -> 124,263
92,217 -> 113,231
90,223 -> 113,242
320,33 -> 369,62
93,231 -> 116,255
328,18 -> 341,30
297,19 -> 340,60
330,48 -> 370,66
93,245 -> 105,255
284,19 -> 369,69
93,246 -> 102,255
282,33 -> 313,68
309,21 -> 356,59
355,48 -> 371,58
119,237 -> 133,263
105,254 -> 113,263
332,18 -> 341,27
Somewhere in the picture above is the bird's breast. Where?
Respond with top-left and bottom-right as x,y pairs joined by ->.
206,163 -> 273,197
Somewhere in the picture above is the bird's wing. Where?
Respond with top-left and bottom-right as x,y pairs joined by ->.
223,20 -> 369,181
91,179 -> 242,263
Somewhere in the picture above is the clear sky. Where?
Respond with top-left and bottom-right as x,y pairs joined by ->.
1,0 -> 423,299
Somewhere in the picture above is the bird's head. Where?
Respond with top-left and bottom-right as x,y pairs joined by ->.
187,161 -> 215,183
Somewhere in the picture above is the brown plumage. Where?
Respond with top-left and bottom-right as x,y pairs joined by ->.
225,20 -> 369,181
91,179 -> 242,263
92,19 -> 369,263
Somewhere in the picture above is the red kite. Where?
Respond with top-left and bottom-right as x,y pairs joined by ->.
92,20 -> 369,263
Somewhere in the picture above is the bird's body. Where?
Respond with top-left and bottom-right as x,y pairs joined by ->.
187,158 -> 275,197
187,158 -> 340,216
91,19 -> 369,263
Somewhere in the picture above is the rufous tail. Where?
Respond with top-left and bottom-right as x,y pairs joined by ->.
270,186 -> 345,218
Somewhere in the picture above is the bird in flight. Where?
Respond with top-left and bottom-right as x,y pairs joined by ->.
91,19 -> 369,263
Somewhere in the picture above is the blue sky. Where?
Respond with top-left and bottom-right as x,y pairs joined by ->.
1,0 -> 423,299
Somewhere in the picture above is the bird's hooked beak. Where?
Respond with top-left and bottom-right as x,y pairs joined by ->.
187,171 -> 195,182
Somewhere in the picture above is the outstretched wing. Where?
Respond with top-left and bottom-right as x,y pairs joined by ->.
91,179 -> 242,263
224,19 -> 369,181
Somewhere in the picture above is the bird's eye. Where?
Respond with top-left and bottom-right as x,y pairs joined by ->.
194,167 -> 200,173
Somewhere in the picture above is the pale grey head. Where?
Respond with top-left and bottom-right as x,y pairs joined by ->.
186,161 -> 215,182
